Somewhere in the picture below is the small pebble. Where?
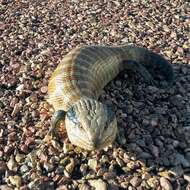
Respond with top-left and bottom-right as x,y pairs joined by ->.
8,175 -> 22,187
7,155 -> 17,171
0,185 -> 14,190
65,159 -> 75,174
63,143 -> 74,153
40,86 -> 48,94
130,176 -> 142,187
160,177 -> 173,190
88,158 -> 98,171
79,184 -> 91,190
88,179 -> 107,190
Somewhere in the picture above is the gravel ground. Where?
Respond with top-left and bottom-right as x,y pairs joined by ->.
0,0 -> 190,189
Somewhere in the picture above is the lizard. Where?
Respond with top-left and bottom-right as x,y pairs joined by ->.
47,45 -> 174,151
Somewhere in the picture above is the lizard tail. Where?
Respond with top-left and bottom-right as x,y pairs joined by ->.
121,46 -> 174,88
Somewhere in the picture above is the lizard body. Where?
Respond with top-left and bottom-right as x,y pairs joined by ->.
47,45 -> 174,150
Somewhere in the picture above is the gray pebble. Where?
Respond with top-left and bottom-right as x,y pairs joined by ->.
175,153 -> 190,168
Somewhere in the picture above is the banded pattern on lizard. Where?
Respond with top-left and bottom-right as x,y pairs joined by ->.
47,45 -> 174,150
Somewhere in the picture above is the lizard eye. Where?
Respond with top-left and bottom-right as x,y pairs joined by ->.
78,124 -> 83,130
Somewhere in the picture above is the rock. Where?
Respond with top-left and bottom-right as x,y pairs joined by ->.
170,95 -> 184,109
88,179 -> 107,190
16,84 -> 25,91
115,80 -> 122,87
28,178 -> 54,189
127,104 -> 133,114
0,161 -> 7,174
184,174 -> 190,183
116,127 -> 127,145
108,184 -> 119,190
150,145 -> 159,157
65,158 -> 75,174
11,102 -> 22,116
160,177 -> 173,190
100,155 -> 109,164
79,183 -> 91,190
43,161 -> 55,172
175,153 -> 190,168
138,152 -> 152,159
15,153 -> 25,163
116,157 -> 124,167
147,177 -> 159,188
7,155 -> 17,171
0,185 -> 14,190
147,86 -> 159,94
40,86 -> 48,94
142,173 -> 151,180
88,158 -> 98,171
120,181 -> 129,188
163,157 -> 170,167
130,176 -> 141,187
169,165 -> 183,177
163,25 -> 170,32
150,117 -> 159,127
74,146 -> 83,154
63,143 -> 74,153
128,186 -> 133,190
172,140 -> 180,148
170,31 -> 177,38
186,184 -> 190,190
8,175 -> 22,187
20,165 -> 29,174
55,165 -> 64,174
80,164 -> 88,175
19,185 -> 28,190
56,185 -> 69,190
177,47 -> 184,54
56,176 -> 71,186
103,172 -> 116,180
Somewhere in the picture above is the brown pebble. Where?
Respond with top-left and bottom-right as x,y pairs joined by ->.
8,131 -> 17,142
108,184 -> 119,190
57,176 -> 71,186
4,145 -> 14,154
79,184 -> 91,190
41,86 -> 48,94
20,185 -> 29,190
103,172 -> 116,180
19,144 -> 29,153
10,97 -> 18,108
0,185 -> 14,190
0,161 -> 7,173
160,177 -> 173,190
8,175 -> 22,187
130,176 -> 141,187
0,111 -> 3,118
25,137 -> 35,147
56,185 -> 69,190
11,102 -> 22,117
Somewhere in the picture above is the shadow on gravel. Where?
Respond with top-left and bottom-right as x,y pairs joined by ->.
100,62 -> 190,189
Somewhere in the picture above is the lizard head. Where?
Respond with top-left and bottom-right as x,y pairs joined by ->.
65,98 -> 117,150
